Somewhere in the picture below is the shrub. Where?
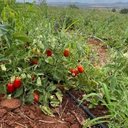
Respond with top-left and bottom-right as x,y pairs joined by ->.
120,8 -> 128,14
69,4 -> 79,9
112,8 -> 116,12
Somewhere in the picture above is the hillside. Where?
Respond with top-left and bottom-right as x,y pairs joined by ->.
47,2 -> 128,8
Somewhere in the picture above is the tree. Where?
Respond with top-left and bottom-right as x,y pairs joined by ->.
112,8 -> 116,12
120,8 -> 128,14
69,4 -> 79,9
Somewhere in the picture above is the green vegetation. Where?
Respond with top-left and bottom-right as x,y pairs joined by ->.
120,8 -> 128,14
0,2 -> 128,127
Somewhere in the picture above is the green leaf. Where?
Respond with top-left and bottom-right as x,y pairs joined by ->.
0,85 -> 6,94
55,90 -> 63,102
50,99 -> 60,107
45,57 -> 54,65
49,90 -> 63,107
0,24 -> 12,36
39,91 -> 49,104
36,77 -> 42,86
13,33 -> 31,42
0,56 -> 8,62
80,93 -> 100,104
13,87 -> 23,98
101,83 -> 111,105
21,73 -> 27,79
40,105 -> 54,116
37,41 -> 45,49
0,64 -> 7,71
46,83 -> 56,92
25,91 -> 34,103
0,24 -> 12,31
53,72 -> 61,81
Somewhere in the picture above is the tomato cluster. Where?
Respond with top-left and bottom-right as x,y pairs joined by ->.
30,48 -> 84,78
45,48 -> 70,57
30,48 -> 70,65
6,48 -> 84,104
7,77 -> 22,93
7,77 -> 40,103
70,65 -> 84,77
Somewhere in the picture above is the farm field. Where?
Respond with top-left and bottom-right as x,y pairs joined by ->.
0,1 -> 128,128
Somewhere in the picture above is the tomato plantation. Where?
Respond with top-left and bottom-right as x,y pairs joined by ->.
0,1 -> 128,128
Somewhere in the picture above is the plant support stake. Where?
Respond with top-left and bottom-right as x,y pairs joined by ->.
66,91 -> 107,128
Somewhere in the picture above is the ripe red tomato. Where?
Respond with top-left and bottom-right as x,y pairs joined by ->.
70,68 -> 79,76
13,77 -> 22,89
64,48 -> 70,57
32,75 -> 36,82
31,58 -> 38,65
7,83 -> 15,93
33,91 -> 39,103
73,69 -> 79,76
77,65 -> 84,73
45,49 -> 52,57
70,68 -> 74,74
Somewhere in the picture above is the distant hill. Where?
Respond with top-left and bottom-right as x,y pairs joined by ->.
47,2 -> 128,8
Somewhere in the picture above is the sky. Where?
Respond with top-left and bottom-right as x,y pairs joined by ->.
17,0 -> 128,3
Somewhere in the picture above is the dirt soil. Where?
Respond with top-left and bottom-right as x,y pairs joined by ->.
87,37 -> 108,67
0,90 -> 108,128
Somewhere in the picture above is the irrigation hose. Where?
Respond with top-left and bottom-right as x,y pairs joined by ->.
66,91 -> 107,128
